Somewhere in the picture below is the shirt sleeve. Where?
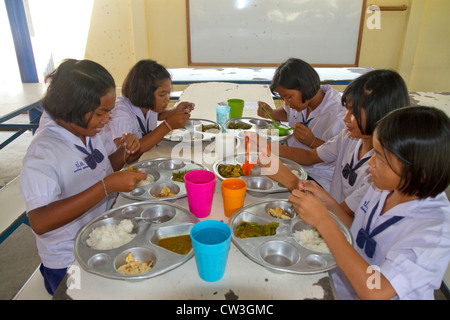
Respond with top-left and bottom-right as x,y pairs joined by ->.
107,107 -> 140,140
344,176 -> 372,213
380,222 -> 450,299
316,129 -> 346,163
19,145 -> 62,212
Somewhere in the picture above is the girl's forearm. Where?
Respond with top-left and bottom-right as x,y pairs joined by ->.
109,145 -> 141,171
278,145 -> 322,166
27,180 -> 108,235
138,123 -> 171,153
318,217 -> 396,300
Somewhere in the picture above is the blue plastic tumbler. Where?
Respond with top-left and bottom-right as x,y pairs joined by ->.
190,220 -> 232,282
216,105 -> 230,132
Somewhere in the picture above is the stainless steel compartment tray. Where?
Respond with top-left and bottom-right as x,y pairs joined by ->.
229,200 -> 353,274
74,201 -> 199,280
212,153 -> 307,195
163,118 -> 222,142
121,157 -> 207,201
225,117 -> 292,142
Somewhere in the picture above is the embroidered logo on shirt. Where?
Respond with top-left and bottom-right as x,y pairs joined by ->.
74,161 -> 89,173
360,200 -> 370,214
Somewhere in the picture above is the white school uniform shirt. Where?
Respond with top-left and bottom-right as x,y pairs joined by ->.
105,95 -> 158,140
19,117 -> 117,269
331,186 -> 450,300
316,130 -> 374,211
284,85 -> 345,192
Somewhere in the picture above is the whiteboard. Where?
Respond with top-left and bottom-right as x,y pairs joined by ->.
187,0 -> 366,66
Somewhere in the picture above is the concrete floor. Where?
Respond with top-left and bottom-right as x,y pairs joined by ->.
1,93 -> 449,300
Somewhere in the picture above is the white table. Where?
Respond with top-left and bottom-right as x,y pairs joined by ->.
169,67 -> 372,85
60,83 -> 336,300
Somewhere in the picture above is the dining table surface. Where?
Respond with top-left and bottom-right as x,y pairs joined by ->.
56,82 -> 339,300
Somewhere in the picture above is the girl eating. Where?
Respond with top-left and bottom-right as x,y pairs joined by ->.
290,106 -> 450,299
20,59 -> 146,295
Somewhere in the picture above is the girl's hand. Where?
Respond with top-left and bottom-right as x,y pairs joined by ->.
293,123 -> 315,147
167,107 -> 191,129
257,150 -> 299,191
297,180 -> 335,208
176,101 -> 195,114
288,189 -> 330,229
121,133 -> 140,155
105,170 -> 147,193
257,149 -> 282,176
257,101 -> 274,119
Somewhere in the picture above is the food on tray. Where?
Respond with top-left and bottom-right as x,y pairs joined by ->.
172,170 -> 191,182
291,169 -> 300,178
125,166 -> 155,186
137,173 -> 155,187
266,126 -> 280,136
166,129 -> 184,136
201,124 -> 220,133
265,125 -> 292,136
228,122 -> 252,130
86,219 -> 136,250
158,234 -> 192,255
293,229 -> 330,253
117,252 -> 153,275
267,207 -> 292,220
218,164 -> 244,178
235,221 -> 279,238
125,165 -> 139,171
153,186 -> 176,198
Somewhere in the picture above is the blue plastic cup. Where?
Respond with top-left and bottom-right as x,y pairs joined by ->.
190,220 -> 232,282
216,105 -> 230,132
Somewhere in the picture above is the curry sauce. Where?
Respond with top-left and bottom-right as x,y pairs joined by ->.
158,234 -> 192,255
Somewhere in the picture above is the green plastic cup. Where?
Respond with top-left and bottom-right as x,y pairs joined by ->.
227,99 -> 244,119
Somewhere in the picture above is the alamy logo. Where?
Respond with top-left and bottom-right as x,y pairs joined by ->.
367,265 -> 382,289
367,5 -> 381,30
67,265 -> 81,290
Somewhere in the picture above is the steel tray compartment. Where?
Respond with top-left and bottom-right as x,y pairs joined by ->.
212,153 -> 307,196
74,201 -> 199,281
225,117 -> 292,142
163,118 -> 222,142
229,200 -> 353,274
121,158 -> 207,201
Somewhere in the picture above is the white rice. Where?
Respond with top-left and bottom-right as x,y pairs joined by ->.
86,219 -> 136,250
137,173 -> 155,187
293,229 -> 330,253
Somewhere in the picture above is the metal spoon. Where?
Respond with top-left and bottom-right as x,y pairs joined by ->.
133,215 -> 171,224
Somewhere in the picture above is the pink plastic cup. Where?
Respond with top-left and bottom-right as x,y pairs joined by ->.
184,170 -> 216,218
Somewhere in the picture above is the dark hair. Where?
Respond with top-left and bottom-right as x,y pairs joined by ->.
270,58 -> 320,103
342,69 -> 410,135
122,59 -> 171,110
41,59 -> 116,128
375,106 -> 450,198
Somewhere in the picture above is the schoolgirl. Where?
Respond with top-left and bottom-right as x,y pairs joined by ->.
259,69 -> 410,217
105,59 -> 194,154
19,59 -> 146,295
257,58 -> 346,191
290,106 -> 450,299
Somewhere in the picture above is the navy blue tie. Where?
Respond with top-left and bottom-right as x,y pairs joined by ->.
301,113 -> 314,127
136,116 -> 151,136
356,201 -> 404,258
342,156 -> 370,186
74,138 -> 104,170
